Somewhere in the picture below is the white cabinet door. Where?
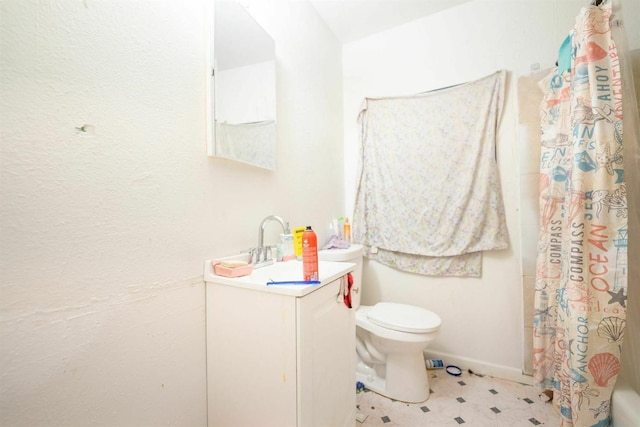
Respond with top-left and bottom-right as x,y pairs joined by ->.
207,284 -> 297,427
297,277 -> 356,427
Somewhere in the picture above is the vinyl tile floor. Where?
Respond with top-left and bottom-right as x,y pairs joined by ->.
356,369 -> 560,426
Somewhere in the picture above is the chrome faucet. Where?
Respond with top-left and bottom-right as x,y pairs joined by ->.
256,215 -> 290,264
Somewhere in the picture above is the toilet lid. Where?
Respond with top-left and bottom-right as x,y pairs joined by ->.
367,302 -> 441,333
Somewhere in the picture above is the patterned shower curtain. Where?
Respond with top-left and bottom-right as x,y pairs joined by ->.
533,2 -> 627,426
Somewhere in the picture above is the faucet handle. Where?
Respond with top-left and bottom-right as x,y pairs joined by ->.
242,247 -> 257,264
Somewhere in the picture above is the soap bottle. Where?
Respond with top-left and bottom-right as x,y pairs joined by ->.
276,242 -> 284,262
343,217 -> 351,242
302,226 -> 318,281
281,233 -> 295,261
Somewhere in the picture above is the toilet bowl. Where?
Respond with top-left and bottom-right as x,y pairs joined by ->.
318,244 -> 441,403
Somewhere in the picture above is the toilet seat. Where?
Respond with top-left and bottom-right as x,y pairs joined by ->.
367,302 -> 441,333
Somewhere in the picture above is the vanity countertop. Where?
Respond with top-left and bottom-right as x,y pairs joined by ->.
203,259 -> 355,297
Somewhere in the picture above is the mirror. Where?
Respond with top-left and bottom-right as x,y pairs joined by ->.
208,1 -> 277,170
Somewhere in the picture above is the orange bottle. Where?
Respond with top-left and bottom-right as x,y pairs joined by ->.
302,226 -> 319,281
343,217 -> 351,242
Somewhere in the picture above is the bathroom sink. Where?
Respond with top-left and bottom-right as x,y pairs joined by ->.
248,260 -> 305,282
204,258 -> 355,297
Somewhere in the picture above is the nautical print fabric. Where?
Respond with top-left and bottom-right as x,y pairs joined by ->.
533,2 -> 627,426
353,71 -> 508,277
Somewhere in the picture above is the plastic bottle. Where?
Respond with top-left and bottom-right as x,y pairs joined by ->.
425,359 -> 444,369
302,226 -> 319,281
293,227 -> 305,260
343,217 -> 351,242
280,233 -> 295,261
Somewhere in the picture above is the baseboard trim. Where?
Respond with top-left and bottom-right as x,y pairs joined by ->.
424,350 -> 534,386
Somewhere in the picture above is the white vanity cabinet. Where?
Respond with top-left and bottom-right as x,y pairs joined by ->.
205,262 -> 355,427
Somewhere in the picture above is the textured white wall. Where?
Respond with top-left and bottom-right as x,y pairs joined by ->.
0,0 -> 343,425
342,0 -> 639,378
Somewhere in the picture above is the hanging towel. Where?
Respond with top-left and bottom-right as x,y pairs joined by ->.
353,71 -> 508,277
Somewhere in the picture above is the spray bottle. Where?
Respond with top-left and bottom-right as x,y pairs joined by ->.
302,226 -> 319,281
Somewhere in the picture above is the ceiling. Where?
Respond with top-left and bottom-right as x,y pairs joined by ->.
309,0 -> 472,44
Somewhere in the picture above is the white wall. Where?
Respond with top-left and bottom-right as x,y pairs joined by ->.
216,61 -> 276,123
0,0 -> 343,425
342,0 -> 640,380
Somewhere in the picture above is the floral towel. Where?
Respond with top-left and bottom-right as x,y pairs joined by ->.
215,120 -> 276,170
353,71 -> 509,277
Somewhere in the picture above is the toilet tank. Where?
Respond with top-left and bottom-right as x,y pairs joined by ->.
318,244 -> 364,309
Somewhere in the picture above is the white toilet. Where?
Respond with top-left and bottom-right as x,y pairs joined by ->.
318,244 -> 441,403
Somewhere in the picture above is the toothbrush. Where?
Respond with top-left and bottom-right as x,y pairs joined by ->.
266,280 -> 321,286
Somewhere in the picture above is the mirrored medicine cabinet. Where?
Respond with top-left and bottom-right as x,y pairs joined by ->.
207,0 -> 277,170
